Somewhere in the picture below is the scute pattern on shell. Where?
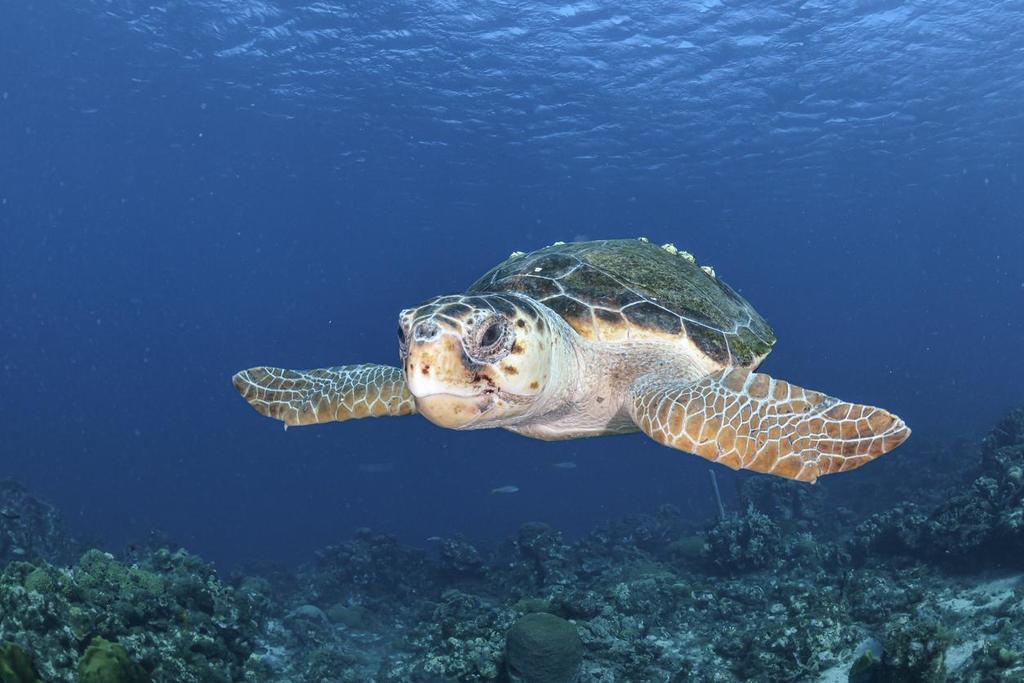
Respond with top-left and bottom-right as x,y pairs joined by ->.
467,239 -> 775,367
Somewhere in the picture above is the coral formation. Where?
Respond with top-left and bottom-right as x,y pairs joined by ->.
0,481 -> 78,566
848,618 -> 949,682
1,407 -> 1023,681
0,642 -> 41,683
78,637 -> 148,683
738,475 -> 826,531
852,407 -> 1024,570
505,612 -> 582,683
0,549 -> 264,682
701,504 -> 783,572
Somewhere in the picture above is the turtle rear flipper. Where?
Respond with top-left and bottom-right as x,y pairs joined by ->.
232,364 -> 415,427
629,368 -> 909,483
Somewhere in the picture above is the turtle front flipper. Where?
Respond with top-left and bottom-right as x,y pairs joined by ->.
232,364 -> 415,427
628,368 -> 910,482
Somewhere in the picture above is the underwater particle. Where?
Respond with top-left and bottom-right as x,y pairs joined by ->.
78,636 -> 149,683
0,642 -> 42,683
492,485 -> 520,494
505,612 -> 583,683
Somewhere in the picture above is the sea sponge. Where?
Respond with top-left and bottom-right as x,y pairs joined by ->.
505,612 -> 583,683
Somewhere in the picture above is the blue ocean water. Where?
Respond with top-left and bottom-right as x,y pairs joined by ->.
1,0 -> 1022,569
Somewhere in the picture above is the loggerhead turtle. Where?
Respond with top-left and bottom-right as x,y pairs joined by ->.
233,238 -> 909,482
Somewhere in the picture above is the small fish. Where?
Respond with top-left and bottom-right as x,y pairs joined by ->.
0,508 -> 20,520
491,485 -> 520,495
551,461 -> 577,470
425,536 -> 443,542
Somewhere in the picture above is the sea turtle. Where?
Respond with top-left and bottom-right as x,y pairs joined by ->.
233,238 -> 909,482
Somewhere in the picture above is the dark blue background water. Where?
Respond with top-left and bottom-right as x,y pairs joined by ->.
2,0 -> 1022,567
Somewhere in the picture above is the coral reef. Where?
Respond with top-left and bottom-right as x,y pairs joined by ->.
1,407 -> 1023,681
738,475 -> 826,532
0,549 -> 266,682
849,617 -> 949,683
438,536 -> 486,578
304,527 -> 435,602
852,408 -> 1024,570
0,481 -> 78,566
701,505 -> 783,573
78,637 -> 148,683
505,612 -> 582,683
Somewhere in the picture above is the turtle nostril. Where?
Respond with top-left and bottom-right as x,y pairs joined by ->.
413,321 -> 440,342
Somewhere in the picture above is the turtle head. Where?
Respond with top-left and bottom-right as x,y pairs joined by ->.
398,294 -> 556,429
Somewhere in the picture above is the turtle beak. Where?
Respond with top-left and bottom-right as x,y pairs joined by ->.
405,344 -> 495,429
414,392 -> 497,429
401,315 -> 500,428
404,330 -> 473,395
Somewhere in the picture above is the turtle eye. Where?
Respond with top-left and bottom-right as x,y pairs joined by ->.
470,317 -> 511,363
479,320 -> 502,348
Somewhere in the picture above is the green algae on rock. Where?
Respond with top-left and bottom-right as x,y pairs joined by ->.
0,642 -> 41,683
78,637 -> 148,683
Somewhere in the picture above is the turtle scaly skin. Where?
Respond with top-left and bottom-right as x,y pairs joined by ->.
232,365 -> 414,426
233,238 -> 909,483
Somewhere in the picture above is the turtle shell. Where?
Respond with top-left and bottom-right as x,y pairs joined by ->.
466,239 -> 775,367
